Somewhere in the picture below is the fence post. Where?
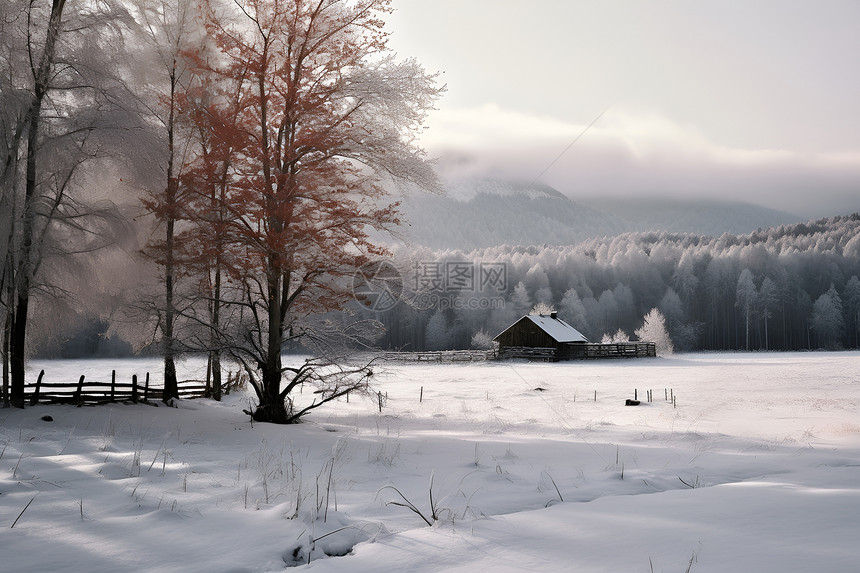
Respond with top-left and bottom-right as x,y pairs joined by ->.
205,356 -> 212,398
30,370 -> 45,406
131,374 -> 138,404
75,375 -> 85,407
111,370 -> 116,402
144,372 -> 150,404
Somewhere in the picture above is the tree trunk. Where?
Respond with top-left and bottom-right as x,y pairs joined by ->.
253,269 -> 286,423
2,310 -> 9,407
206,269 -> 222,402
161,63 -> 180,403
9,297 -> 27,408
10,98 -> 43,409
162,215 -> 178,402
209,240 -> 223,401
2,252 -> 13,408
210,349 -> 221,401
252,371 -> 289,424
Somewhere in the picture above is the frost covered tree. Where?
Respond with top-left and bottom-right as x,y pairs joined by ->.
534,286 -> 554,307
530,301 -> 555,316
758,277 -> 777,350
424,311 -> 450,351
509,282 -> 532,317
635,308 -> 673,355
558,288 -> 588,333
594,289 -> 618,339
811,285 -> 843,350
190,0 -> 441,422
657,286 -> 700,351
843,275 -> 860,348
735,268 -> 757,350
601,329 -> 629,343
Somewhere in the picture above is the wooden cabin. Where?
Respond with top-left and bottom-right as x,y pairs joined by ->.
494,313 -> 656,361
494,313 -> 588,360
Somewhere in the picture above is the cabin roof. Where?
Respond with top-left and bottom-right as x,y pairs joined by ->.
495,314 -> 589,343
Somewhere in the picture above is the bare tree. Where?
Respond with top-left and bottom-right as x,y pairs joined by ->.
1,0 -> 137,407
135,0 -> 204,402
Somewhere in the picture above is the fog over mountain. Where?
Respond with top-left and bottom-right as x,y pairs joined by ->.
400,178 -> 801,250
577,196 -> 802,237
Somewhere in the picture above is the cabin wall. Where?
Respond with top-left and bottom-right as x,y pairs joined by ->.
496,320 -> 558,349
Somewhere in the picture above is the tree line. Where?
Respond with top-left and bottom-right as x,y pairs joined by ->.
360,215 -> 860,353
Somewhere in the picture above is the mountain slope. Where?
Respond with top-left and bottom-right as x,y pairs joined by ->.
400,178 -> 802,249
578,196 -> 801,237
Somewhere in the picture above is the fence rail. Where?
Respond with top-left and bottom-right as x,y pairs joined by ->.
381,350 -> 495,363
22,369 -> 246,406
566,342 -> 657,359
497,346 -> 557,361
497,342 -> 657,361
382,343 -> 657,363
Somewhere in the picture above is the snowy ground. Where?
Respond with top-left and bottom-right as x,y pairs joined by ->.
1,352 -> 859,572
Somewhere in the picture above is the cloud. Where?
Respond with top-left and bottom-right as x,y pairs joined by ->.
420,104 -> 860,217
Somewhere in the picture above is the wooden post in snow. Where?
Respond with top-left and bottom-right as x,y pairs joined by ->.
75,375 -> 85,407
30,370 -> 44,406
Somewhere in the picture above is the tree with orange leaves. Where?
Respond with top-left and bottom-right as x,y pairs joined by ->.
188,0 -> 440,422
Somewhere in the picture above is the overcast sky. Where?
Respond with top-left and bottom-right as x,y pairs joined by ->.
386,0 -> 860,217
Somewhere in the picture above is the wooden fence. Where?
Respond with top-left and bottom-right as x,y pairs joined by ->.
566,342 -> 656,359
496,346 -> 557,361
23,370 -> 247,406
382,343 -> 657,363
498,342 -> 657,361
381,350 -> 495,363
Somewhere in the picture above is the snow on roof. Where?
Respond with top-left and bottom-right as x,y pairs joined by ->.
495,314 -> 589,343
525,314 -> 589,343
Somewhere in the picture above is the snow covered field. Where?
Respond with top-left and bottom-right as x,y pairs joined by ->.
2,352 -> 859,572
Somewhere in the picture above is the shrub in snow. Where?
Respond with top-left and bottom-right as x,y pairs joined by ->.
470,330 -> 494,350
601,329 -> 629,344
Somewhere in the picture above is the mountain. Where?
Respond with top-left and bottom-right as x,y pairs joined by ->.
577,197 -> 802,237
398,178 -> 802,249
